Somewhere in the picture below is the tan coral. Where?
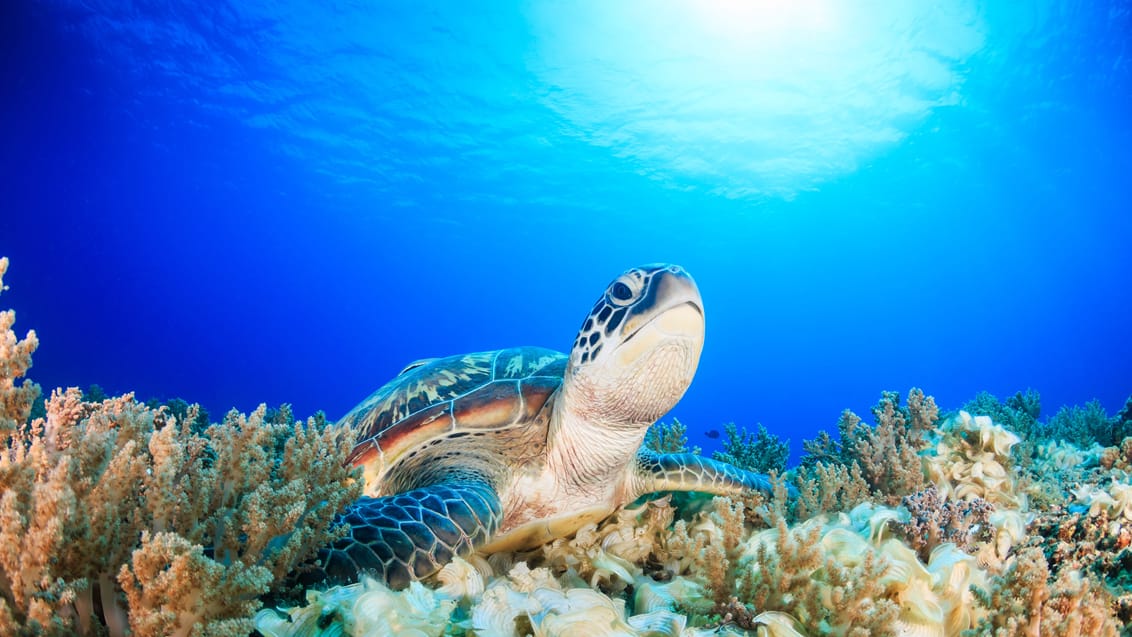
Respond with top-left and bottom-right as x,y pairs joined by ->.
0,269 -> 361,636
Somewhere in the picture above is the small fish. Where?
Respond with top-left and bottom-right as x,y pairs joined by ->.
705,429 -> 721,439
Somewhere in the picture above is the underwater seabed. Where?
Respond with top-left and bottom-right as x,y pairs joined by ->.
1,257 -> 1130,636
255,398 -> 1132,637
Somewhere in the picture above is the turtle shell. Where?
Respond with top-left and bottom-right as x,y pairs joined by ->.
340,346 -> 567,492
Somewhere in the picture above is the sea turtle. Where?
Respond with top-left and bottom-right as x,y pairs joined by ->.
311,264 -> 777,589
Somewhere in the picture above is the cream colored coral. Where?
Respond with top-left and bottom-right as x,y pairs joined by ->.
1071,480 -> 1132,527
436,555 -> 487,601
732,500 -> 1004,637
350,580 -> 455,637
925,411 -> 1023,508
539,498 -> 675,590
633,575 -> 712,616
255,576 -> 455,637
471,571 -> 701,637
1038,440 -> 1103,471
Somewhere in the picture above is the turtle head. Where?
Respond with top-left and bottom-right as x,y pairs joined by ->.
564,264 -> 704,427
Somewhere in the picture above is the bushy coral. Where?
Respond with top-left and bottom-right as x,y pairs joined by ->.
894,485 -> 994,562
970,547 -> 1117,637
0,257 -> 39,437
1046,400 -> 1126,449
711,423 -> 789,476
0,258 -> 362,636
643,418 -> 700,455
966,390 -> 1132,458
252,388 -> 1132,637
790,461 -> 872,522
794,389 -> 938,515
962,390 -> 1041,443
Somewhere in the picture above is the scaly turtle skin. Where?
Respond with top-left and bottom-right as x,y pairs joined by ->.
311,264 -> 776,589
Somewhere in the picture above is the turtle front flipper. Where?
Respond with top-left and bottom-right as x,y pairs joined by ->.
631,449 -> 782,498
308,480 -> 502,590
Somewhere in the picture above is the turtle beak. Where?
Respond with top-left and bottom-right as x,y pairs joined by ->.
620,266 -> 704,343
615,266 -> 705,366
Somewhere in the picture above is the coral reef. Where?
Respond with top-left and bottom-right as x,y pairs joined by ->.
894,485 -> 993,562
5,256 -> 1131,635
1100,437 -> 1132,472
712,423 -> 789,476
970,547 -> 1117,636
924,410 -> 1023,507
1046,400 -> 1127,448
964,390 -> 1132,464
644,418 -> 700,455
962,390 -> 1041,444
792,389 -> 938,516
0,258 -> 362,636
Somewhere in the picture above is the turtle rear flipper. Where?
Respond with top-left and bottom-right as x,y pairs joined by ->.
310,480 -> 502,590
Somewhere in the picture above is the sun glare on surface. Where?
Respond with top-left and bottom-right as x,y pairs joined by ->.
526,0 -> 984,200
691,0 -> 837,40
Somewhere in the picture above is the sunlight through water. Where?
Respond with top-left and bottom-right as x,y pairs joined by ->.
526,0 -> 986,199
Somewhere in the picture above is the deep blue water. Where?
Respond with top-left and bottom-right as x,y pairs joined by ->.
1,0 -> 1129,458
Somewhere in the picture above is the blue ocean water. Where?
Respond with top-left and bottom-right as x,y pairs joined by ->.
1,0 -> 1129,458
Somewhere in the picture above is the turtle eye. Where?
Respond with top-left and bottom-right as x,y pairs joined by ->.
608,277 -> 639,306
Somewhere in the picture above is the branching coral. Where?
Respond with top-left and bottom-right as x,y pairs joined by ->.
1046,400 -> 1125,449
711,423 -> 789,476
791,461 -> 873,521
794,389 -> 938,513
0,258 -> 362,636
894,485 -> 994,562
0,257 -> 39,437
1,389 -> 361,636
970,547 -> 1118,637
643,418 -> 700,454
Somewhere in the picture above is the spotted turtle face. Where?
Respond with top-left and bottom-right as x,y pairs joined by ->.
566,264 -> 705,425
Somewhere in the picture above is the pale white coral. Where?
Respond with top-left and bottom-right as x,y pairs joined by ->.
925,544 -> 988,637
1110,482 -> 1132,521
960,507 -> 1029,574
435,555 -> 487,601
254,577 -> 455,637
1071,479 -> 1132,535
925,411 -> 1023,508
352,580 -> 455,636
1038,440 -> 1102,471
733,501 -> 1000,637
539,498 -> 675,590
473,573 -> 698,637
749,611 -> 807,637
528,587 -> 635,636
633,575 -> 712,616
472,582 -> 544,637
